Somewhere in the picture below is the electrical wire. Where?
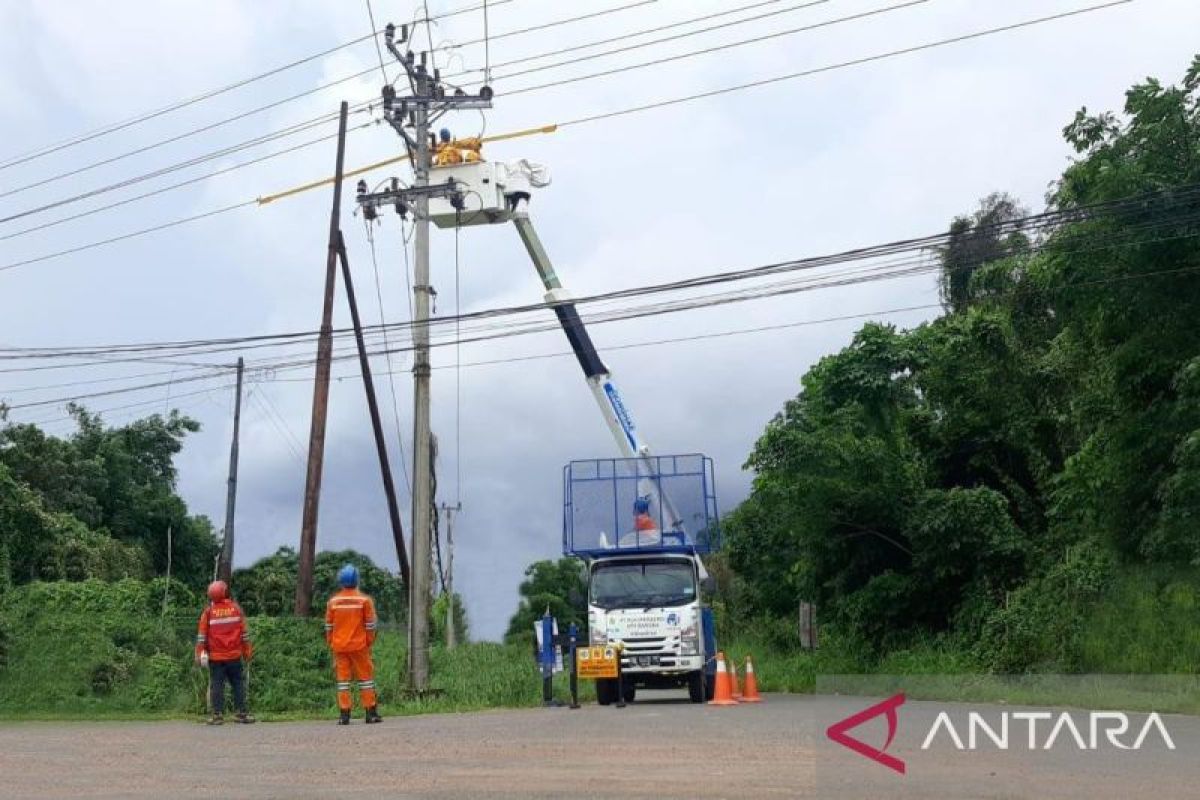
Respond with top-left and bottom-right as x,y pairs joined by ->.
0,1 -> 1133,275
366,219 -> 414,497
6,204 -> 1199,414
0,0 -> 518,173
10,177 -> 1194,361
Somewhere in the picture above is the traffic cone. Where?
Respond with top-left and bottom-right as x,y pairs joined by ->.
729,654 -> 742,700
741,654 -> 763,703
708,651 -> 738,706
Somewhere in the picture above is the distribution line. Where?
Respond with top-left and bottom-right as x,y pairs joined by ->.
0,0 -> 517,172
0,0 -> 649,203
7,217 -> 1198,409
0,0 -> 1131,274
5,183 -> 1196,363
478,0 -> 841,83
16,252 -> 1200,425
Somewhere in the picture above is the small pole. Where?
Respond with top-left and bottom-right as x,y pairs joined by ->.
161,524 -> 173,619
568,623 -> 580,709
541,610 -> 554,706
295,101 -> 349,617
218,358 -> 244,583
440,502 -> 461,649
615,645 -> 626,709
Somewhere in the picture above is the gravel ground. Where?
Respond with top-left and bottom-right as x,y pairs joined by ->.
1,692 -> 1196,798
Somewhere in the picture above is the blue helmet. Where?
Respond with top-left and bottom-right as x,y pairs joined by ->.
438,127 -> 452,142
633,497 -> 651,514
337,564 -> 359,588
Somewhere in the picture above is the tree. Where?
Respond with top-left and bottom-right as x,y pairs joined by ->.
505,558 -> 587,642
233,547 -> 406,621
0,407 -> 218,588
938,193 -> 1030,313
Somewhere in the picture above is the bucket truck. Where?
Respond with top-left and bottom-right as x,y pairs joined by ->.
407,154 -> 722,703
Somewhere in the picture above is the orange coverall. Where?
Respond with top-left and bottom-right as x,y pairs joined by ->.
325,588 -> 379,711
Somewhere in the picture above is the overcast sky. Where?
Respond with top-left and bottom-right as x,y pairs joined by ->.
1,0 -> 1197,639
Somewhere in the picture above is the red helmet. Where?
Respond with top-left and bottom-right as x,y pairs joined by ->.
207,580 -> 229,602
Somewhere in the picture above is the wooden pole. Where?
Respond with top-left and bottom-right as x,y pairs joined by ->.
335,232 -> 411,589
295,101 -> 349,616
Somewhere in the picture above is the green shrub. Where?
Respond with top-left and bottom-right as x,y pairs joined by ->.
137,652 -> 182,710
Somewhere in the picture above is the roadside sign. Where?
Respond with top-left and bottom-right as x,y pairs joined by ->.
576,646 -> 619,680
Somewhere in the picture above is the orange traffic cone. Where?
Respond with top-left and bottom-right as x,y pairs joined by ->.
729,654 -> 743,700
741,654 -> 763,703
708,651 -> 738,706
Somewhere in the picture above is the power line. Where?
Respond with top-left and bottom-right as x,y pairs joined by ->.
480,0 -> 837,83
2,181 -> 1190,367
9,178 -> 1193,362
0,0 -> 517,173
557,0 -> 1133,126
6,205 -> 1198,410
0,1 -> 1133,275
0,1 -> 647,208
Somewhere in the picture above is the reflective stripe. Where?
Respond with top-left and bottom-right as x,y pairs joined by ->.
195,635 -> 206,642
365,623 -> 377,630
358,682 -> 375,688
241,634 -> 251,641
208,616 -> 242,626
323,624 -> 334,630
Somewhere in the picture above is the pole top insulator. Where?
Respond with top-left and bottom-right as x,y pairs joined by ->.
384,22 -> 395,42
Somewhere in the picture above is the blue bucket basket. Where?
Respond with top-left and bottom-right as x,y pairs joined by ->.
562,454 -> 720,558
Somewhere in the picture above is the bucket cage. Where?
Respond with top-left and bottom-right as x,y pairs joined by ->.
563,454 -> 720,558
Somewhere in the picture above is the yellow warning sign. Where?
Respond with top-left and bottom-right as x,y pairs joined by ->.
576,646 -> 619,679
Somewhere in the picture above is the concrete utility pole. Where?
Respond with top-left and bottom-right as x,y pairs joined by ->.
440,502 -> 461,649
295,101 -> 349,616
217,357 -> 244,583
409,68 -> 435,691
355,22 -> 492,690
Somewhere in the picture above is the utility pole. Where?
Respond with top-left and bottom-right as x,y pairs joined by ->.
440,502 -> 461,648
217,357 -> 244,584
296,101 -> 349,616
356,22 -> 492,690
409,65 -> 435,692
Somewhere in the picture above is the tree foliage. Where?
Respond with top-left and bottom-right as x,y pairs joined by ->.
233,547 -> 406,622
728,58 -> 1200,665
0,408 -> 216,588
505,558 -> 586,642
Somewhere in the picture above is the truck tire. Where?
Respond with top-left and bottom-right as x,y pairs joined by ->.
687,671 -> 705,704
621,683 -> 636,704
596,678 -> 617,706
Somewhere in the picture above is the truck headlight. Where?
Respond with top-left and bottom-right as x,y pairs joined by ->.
590,626 -> 606,645
680,624 -> 699,656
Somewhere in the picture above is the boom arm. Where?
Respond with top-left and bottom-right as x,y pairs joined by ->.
512,211 -> 685,532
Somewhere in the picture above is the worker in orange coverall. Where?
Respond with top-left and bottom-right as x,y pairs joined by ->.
195,580 -> 255,725
326,564 -> 382,725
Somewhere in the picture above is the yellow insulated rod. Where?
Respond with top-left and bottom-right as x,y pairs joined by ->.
256,124 -> 559,206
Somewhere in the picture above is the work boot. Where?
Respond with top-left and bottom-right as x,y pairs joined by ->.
338,709 -> 351,726
235,712 -> 256,724
206,714 -> 224,726
365,706 -> 382,724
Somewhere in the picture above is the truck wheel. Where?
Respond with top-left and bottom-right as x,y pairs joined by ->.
596,679 -> 617,706
621,683 -> 636,704
688,671 -> 705,704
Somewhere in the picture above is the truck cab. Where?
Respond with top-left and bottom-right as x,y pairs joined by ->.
564,454 -> 720,704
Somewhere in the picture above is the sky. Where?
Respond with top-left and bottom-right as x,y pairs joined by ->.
1,0 -> 1197,640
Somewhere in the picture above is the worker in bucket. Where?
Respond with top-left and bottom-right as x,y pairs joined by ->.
326,564 -> 382,725
433,127 -> 483,166
633,496 -> 658,533
195,580 -> 255,725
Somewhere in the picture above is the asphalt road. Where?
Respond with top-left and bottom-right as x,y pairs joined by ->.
1,692 -> 1197,798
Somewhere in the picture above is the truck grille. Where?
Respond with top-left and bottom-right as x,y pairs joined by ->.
617,635 -> 683,669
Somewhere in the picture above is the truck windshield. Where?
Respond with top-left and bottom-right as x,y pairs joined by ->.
590,560 -> 696,609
